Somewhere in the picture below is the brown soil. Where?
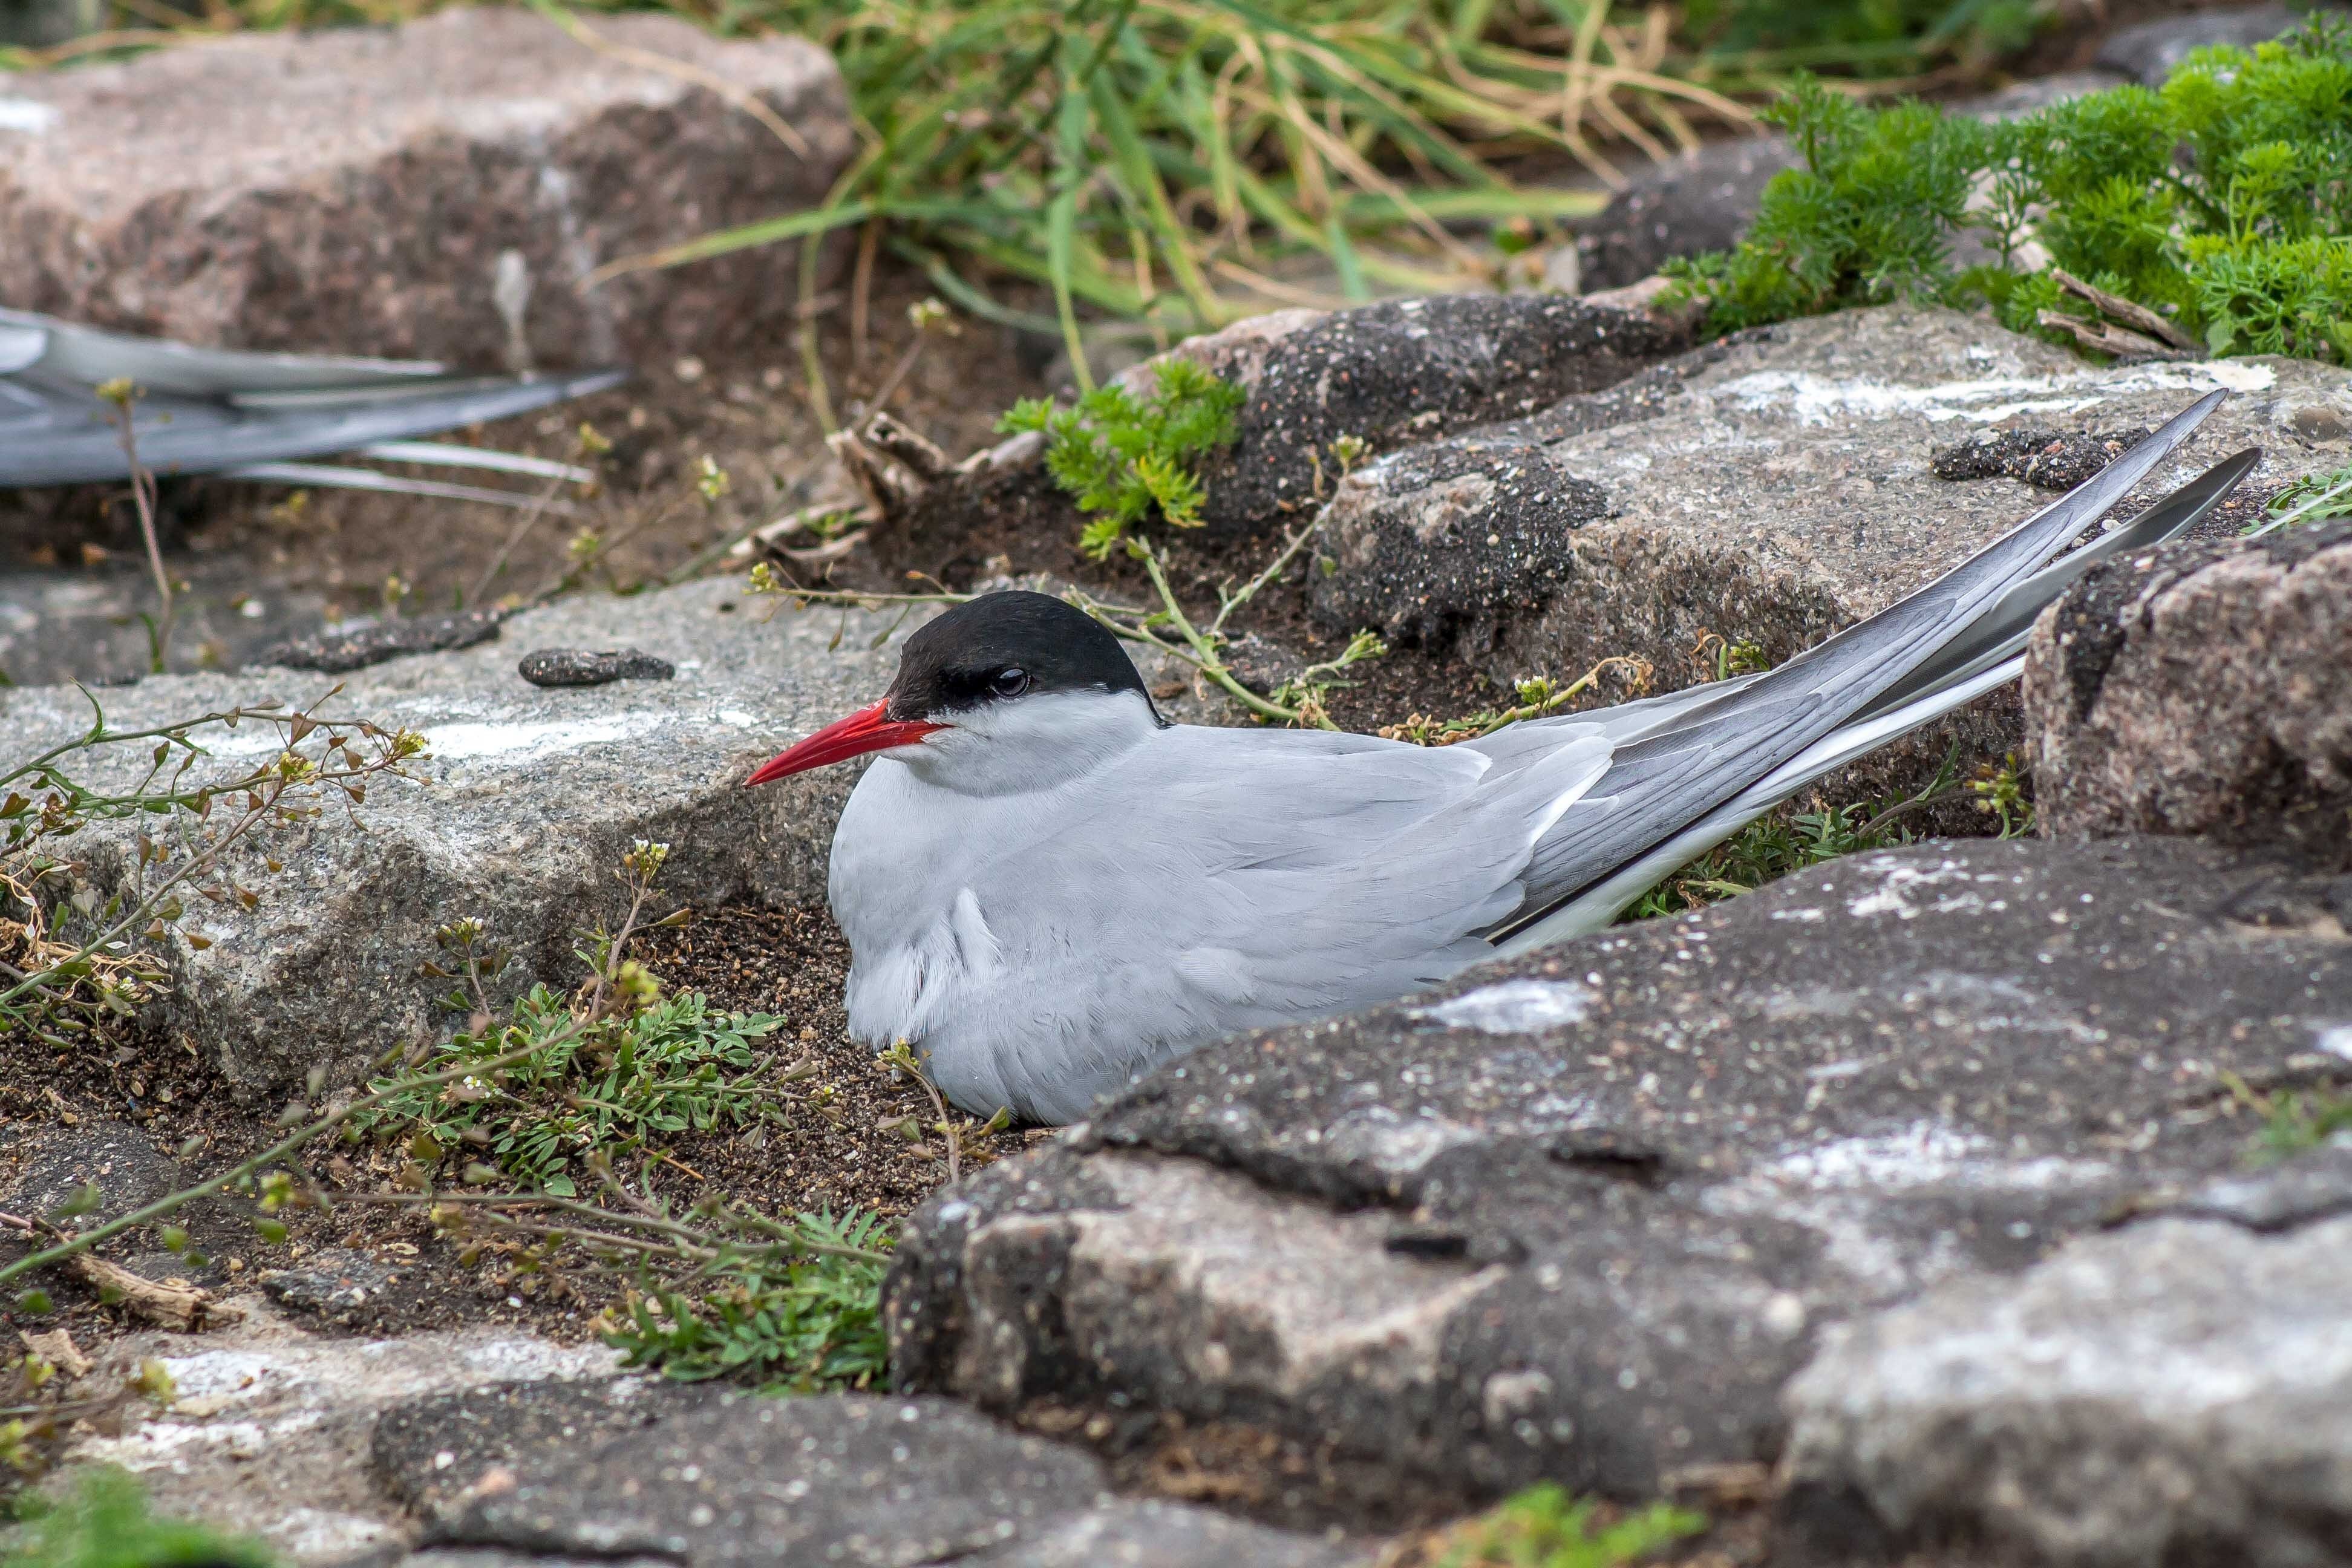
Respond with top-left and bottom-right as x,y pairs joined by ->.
0,898 -> 1017,1377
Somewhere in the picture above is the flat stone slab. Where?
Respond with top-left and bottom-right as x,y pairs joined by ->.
61,1310 -> 621,1564
0,7 -> 853,369
1783,1209 -> 2352,1567
407,1387 -> 1368,1567
2027,516 -> 2352,870
1308,304 -> 2348,694
0,578 -> 909,1097
886,835 -> 2351,1552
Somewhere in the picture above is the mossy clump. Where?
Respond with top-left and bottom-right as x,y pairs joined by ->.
1670,15 -> 2352,364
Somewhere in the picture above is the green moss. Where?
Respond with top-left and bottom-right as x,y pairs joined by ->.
1437,1484 -> 1706,1568
1670,16 -> 2352,365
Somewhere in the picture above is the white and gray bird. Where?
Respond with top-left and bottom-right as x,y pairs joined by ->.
748,391 -> 2250,1125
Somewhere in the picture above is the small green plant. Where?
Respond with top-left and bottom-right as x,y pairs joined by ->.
998,358 -> 1245,558
1627,746 -> 1963,918
353,982 -> 785,1196
1664,76 -> 1993,334
605,1207 -> 892,1389
3,1468 -> 272,1568
1437,1483 -> 1705,1568
2256,464 -> 2352,534
1968,751 -> 2034,838
2251,1086 -> 2352,1163
1670,18 -> 2352,367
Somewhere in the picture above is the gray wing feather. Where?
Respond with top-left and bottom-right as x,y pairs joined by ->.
1496,389 -> 2227,936
0,307 -> 624,488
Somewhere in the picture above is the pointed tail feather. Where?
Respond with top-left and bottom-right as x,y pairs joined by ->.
1492,390 -> 2230,944
1495,441 -> 2258,954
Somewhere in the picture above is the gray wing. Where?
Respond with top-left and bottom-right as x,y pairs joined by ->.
0,307 -> 623,488
940,723 -> 1612,1120
1492,389 -> 2229,939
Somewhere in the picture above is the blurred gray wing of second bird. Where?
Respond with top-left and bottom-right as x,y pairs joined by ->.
0,307 -> 624,504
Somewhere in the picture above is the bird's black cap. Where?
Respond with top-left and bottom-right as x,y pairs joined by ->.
885,590 -> 1158,722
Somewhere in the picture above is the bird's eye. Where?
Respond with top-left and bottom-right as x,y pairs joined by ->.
990,668 -> 1031,699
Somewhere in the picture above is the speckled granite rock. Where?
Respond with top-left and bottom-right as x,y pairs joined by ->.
0,7 -> 853,369
0,578 -> 911,1099
2026,517 -> 2352,867
886,835 -> 2351,1549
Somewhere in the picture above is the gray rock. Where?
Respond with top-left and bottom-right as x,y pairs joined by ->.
1575,136 -> 1792,293
0,1119 -> 180,1226
59,1315 -> 621,1564
1780,1215 -> 2352,1567
371,1377 -> 722,1529
516,647 -> 676,687
1928,423 -> 2154,491
426,1390 -> 1367,1567
266,610 -> 508,675
0,8 -> 854,370
2096,2 -> 2335,86
1306,305 -> 2347,747
875,295 -> 1691,579
2026,517 -> 2352,869
260,1247 -> 402,1316
0,578 -> 911,1098
886,837 -> 2350,1520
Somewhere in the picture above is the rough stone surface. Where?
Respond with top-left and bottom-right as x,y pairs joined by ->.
258,1247 -> 403,1318
2027,517 -> 2352,867
1574,136 -> 1793,293
2095,2 -> 2334,85
0,8 -> 854,370
877,295 -> 1692,579
516,647 -> 677,687
422,1390 -> 1370,1567
62,1308 -> 620,1564
887,836 -> 2351,1534
371,1377 -> 722,1530
1307,305 -> 2348,702
0,578 -> 913,1098
1780,1214 -> 2352,1567
265,609 -> 508,674
1928,424 -> 2154,490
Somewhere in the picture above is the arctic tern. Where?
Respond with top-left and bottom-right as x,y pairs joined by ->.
749,390 -> 2250,1124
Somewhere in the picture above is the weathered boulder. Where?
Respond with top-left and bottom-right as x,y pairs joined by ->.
886,835 -> 2351,1552
408,1387 -> 1369,1567
0,578 -> 909,1099
2026,517 -> 2352,868
0,8 -> 853,370
872,294 -> 1694,579
1309,307 -> 2339,687
1782,1200 -> 2352,1567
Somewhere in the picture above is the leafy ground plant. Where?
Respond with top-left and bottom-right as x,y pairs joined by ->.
3,1467 -> 270,1568
1434,1483 -> 1705,1568
1669,17 -> 2352,365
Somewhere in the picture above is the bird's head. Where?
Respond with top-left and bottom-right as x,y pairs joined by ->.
744,590 -> 1161,793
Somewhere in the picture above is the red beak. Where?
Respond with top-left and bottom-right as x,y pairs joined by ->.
743,701 -> 945,786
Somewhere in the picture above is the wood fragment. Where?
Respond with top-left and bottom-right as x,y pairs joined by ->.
20,1326 -> 93,1379
67,1253 -> 239,1332
2050,268 -> 2201,352
2036,310 -> 2194,364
